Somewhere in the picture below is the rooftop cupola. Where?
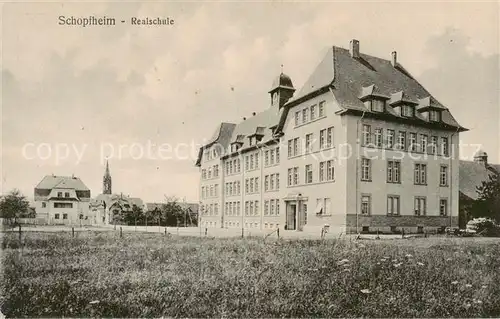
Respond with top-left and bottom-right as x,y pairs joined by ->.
474,150 -> 488,166
269,68 -> 295,109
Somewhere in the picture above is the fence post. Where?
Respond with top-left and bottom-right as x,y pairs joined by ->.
72,227 -> 75,238
402,228 -> 405,239
277,228 -> 280,239
241,227 -> 244,238
120,226 -> 123,238
165,227 -> 167,236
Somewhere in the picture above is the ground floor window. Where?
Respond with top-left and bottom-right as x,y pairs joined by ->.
361,195 -> 371,215
63,213 -> 68,220
55,213 -> 60,219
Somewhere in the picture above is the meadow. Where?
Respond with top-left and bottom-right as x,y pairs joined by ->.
1,230 -> 499,318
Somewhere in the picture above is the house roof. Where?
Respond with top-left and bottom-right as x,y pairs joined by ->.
277,45 -> 466,132
195,122 -> 236,166
35,175 -> 90,191
90,193 -> 144,209
459,161 -> 497,200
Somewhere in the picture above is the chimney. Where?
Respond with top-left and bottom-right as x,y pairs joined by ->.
349,39 -> 360,58
391,51 -> 397,67
252,112 -> 256,116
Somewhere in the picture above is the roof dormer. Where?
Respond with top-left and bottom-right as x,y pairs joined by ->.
389,91 -> 419,117
359,85 -> 390,113
417,96 -> 446,122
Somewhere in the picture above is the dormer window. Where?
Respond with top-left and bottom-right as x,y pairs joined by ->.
401,105 -> 414,117
249,136 -> 254,146
429,110 -> 441,122
371,99 -> 385,112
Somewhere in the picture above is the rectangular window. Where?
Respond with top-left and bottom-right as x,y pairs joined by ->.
245,156 -> 249,171
250,154 -> 254,170
409,133 -> 417,152
255,177 -> 259,192
402,105 -> 414,117
414,197 -> 427,216
441,137 -> 449,156
276,174 -> 280,190
320,129 -> 326,149
55,213 -> 60,219
293,138 -> 299,156
387,160 -> 401,183
250,178 -> 254,193
265,175 -> 269,191
270,199 -> 275,215
276,200 -> 280,215
319,101 -> 325,117
295,111 -> 300,126
57,192 -> 62,198
288,140 -> 292,158
302,108 -> 309,123
265,150 -> 269,166
398,131 -> 406,150
440,165 -> 448,186
54,203 -> 73,208
372,99 -> 385,112
275,147 -> 280,164
324,198 -> 331,215
439,198 -> 448,216
310,104 -> 316,120
293,167 -> 299,185
361,158 -> 371,181
374,128 -> 383,147
305,133 -> 313,152
361,195 -> 371,215
326,127 -> 334,147
319,162 -> 325,182
420,134 -> 428,153
64,192 -> 70,198
42,202 -> 47,208
362,124 -> 371,146
255,201 -> 259,215
305,164 -> 313,184
327,160 -> 334,181
288,168 -> 293,186
387,195 -> 400,216
387,129 -> 395,148
430,136 -> 438,155
414,163 -> 427,185
429,110 -> 440,122
270,174 -> 275,190
264,200 -> 269,215
245,201 -> 249,216
270,149 -> 275,165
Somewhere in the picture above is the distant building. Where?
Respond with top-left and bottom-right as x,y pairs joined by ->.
89,161 -> 145,224
196,39 -> 467,234
34,175 -> 91,224
459,150 -> 500,227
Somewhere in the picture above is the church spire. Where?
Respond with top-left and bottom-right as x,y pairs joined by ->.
103,160 -> 112,195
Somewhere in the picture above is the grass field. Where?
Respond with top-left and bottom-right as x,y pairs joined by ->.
1,231 -> 499,318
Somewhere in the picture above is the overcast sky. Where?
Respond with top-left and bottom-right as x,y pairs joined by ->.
1,1 -> 499,202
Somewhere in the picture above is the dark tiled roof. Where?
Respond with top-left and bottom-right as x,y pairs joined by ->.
278,45 -> 466,132
35,175 -> 90,191
459,161 -> 498,200
195,122 -> 236,166
91,193 -> 144,209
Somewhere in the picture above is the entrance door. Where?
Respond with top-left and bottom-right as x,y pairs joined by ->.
286,203 -> 296,230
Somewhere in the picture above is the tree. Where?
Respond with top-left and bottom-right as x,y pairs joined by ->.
162,196 -> 183,227
471,173 -> 500,223
0,189 -> 30,224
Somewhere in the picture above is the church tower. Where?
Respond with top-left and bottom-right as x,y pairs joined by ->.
103,160 -> 112,195
269,68 -> 295,109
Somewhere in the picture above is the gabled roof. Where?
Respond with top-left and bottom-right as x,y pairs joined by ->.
195,122 -> 236,166
277,45 -> 466,133
91,193 -> 144,210
459,161 -> 497,200
35,175 -> 90,191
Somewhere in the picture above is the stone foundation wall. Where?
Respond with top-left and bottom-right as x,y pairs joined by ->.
346,214 -> 458,233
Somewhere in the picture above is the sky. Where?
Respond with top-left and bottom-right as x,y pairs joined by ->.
1,1 -> 499,203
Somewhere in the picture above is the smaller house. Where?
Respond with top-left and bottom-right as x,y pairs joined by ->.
34,175 -> 91,224
89,193 -> 145,225
459,150 -> 500,227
